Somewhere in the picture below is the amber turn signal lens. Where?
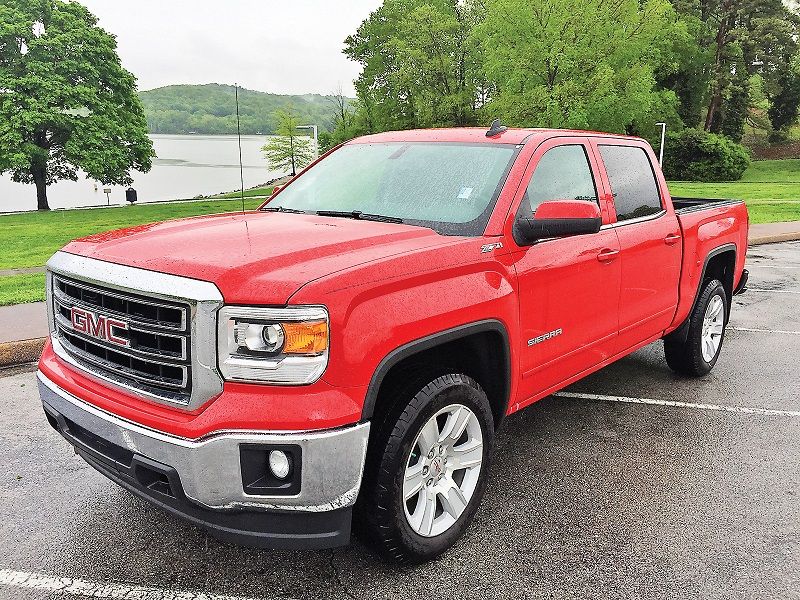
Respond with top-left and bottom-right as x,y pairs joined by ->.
282,320 -> 328,355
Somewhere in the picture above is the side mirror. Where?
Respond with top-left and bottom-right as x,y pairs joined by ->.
271,185 -> 282,196
514,200 -> 601,246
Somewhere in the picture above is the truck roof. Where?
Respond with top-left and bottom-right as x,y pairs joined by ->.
349,127 -> 646,145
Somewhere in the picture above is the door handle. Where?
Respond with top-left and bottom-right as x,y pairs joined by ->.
664,233 -> 681,245
597,248 -> 620,263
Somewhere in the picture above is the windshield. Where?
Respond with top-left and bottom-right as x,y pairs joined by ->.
263,142 -> 518,236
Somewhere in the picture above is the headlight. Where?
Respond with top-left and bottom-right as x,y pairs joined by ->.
217,306 -> 329,384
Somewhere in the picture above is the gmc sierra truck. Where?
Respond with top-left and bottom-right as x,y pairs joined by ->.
38,124 -> 749,563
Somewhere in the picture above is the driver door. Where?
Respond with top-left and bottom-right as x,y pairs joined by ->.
509,137 -> 621,404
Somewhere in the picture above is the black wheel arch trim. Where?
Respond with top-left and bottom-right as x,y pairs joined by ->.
666,242 -> 737,344
361,319 -> 512,425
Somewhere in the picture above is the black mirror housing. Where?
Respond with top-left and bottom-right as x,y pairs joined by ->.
514,216 -> 602,245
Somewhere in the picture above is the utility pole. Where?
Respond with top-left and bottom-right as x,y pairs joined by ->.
656,122 -> 667,167
296,124 -> 319,159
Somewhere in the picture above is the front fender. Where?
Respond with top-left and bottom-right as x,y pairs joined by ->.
288,239 -> 520,412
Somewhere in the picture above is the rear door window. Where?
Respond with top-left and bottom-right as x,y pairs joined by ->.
598,145 -> 663,222
524,145 -> 598,214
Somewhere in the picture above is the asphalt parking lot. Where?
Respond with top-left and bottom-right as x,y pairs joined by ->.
1,241 -> 798,600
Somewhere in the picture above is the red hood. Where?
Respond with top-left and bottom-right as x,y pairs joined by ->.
63,211 -> 449,304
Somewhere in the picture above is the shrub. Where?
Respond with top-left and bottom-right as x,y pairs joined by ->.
663,128 -> 751,182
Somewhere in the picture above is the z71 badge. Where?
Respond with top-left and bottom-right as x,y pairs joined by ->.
527,328 -> 563,346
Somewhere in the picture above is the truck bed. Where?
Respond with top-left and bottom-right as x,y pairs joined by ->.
671,196 -> 744,214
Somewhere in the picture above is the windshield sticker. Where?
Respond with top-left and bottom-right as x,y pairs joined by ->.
458,187 -> 474,200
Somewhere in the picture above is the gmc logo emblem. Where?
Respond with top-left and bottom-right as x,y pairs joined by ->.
70,306 -> 130,347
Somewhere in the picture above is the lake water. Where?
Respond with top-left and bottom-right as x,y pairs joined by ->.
0,134 -> 289,213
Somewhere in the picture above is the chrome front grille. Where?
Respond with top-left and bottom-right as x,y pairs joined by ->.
52,274 -> 192,402
47,252 -> 224,410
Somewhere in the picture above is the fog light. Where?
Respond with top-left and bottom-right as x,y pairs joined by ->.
268,450 -> 291,480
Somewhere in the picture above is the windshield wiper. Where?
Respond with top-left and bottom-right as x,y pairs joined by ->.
316,210 -> 403,224
261,206 -> 306,214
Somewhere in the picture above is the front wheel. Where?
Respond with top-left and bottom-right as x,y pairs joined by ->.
360,373 -> 494,564
664,278 -> 727,376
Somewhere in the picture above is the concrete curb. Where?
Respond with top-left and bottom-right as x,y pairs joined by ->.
749,232 -> 800,246
0,338 -> 45,368
748,221 -> 800,246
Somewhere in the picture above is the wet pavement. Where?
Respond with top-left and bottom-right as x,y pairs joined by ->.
1,241 -> 799,599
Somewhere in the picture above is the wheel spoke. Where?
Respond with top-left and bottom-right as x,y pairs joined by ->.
440,480 -> 468,519
704,337 -> 715,360
711,299 -> 723,318
417,418 -> 439,453
403,461 -> 425,501
450,439 -> 482,470
439,407 -> 471,444
410,490 -> 436,536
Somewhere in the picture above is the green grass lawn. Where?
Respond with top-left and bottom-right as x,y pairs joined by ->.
211,185 -> 275,199
668,158 -> 800,224
739,159 -> 800,182
0,273 -> 46,306
0,198 -> 263,306
0,198 -> 263,271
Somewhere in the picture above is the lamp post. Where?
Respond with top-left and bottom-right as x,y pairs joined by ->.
656,122 -> 667,167
296,124 -> 319,159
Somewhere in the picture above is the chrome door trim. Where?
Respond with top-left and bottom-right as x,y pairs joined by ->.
600,209 -> 667,230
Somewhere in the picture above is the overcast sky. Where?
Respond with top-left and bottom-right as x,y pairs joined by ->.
79,0 -> 382,96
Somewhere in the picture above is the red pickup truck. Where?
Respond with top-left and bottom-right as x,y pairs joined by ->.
38,125 -> 748,563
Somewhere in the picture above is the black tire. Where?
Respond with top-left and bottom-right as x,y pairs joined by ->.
359,371 -> 494,564
664,278 -> 727,376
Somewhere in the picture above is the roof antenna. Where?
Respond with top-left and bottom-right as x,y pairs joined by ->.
486,119 -> 508,137
235,83 -> 245,214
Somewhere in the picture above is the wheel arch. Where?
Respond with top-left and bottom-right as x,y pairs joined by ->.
667,243 -> 737,344
361,320 -> 512,429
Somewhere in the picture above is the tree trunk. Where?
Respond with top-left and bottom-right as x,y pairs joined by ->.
704,1 -> 733,131
32,160 -> 50,211
705,90 -> 723,132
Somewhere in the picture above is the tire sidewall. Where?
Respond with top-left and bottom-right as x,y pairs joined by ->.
381,375 -> 494,561
691,280 -> 727,374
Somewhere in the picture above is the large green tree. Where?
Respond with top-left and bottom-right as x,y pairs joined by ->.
669,0 -> 799,133
344,0 -> 487,132
261,110 -> 314,177
0,0 -> 153,210
768,52 -> 800,137
479,0 -> 685,133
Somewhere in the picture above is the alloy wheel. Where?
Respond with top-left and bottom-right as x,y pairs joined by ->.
402,403 -> 484,537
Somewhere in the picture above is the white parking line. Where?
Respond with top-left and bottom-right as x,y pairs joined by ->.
730,326 -> 800,335
0,569 -> 260,600
554,392 -> 800,417
747,265 -> 800,269
747,288 -> 800,294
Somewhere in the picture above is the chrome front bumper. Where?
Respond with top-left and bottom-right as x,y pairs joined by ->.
37,371 -> 370,513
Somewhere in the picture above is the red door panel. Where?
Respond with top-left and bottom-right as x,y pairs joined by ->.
506,137 -> 621,406
512,229 -> 621,401
590,140 -> 682,352
613,216 -> 682,350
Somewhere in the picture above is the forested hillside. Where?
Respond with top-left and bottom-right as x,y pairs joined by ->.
139,84 -> 348,135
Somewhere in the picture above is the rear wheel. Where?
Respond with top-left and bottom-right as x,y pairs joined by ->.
664,278 -> 727,376
360,372 -> 494,564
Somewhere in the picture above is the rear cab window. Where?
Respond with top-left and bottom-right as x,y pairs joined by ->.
598,145 -> 663,222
